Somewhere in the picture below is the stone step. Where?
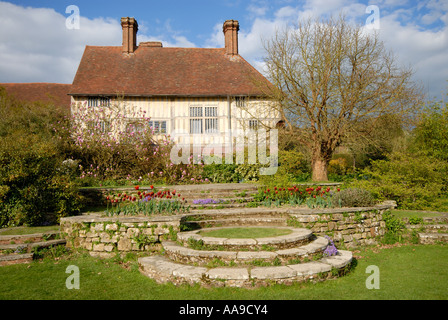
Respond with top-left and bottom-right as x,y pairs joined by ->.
0,239 -> 66,253
183,207 -> 289,220
0,231 -> 61,245
188,199 -> 256,209
401,214 -> 448,224
0,253 -> 34,266
406,224 -> 448,233
418,232 -> 448,244
163,236 -> 328,266
138,250 -> 353,287
177,227 -> 313,251
183,217 -> 288,228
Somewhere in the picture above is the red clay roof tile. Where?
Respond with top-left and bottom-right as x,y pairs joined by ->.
69,46 -> 272,97
0,83 -> 71,109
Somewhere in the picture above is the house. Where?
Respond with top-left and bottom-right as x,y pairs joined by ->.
69,17 -> 280,156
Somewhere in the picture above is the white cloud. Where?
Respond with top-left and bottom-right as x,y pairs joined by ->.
0,2 -> 121,83
0,2 -> 196,84
205,1 -> 447,100
375,14 -> 448,99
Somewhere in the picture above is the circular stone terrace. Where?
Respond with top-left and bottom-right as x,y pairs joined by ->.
139,226 -> 353,288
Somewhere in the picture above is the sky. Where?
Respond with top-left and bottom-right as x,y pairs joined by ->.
0,0 -> 447,101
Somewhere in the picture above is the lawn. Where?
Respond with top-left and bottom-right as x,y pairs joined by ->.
0,244 -> 446,301
0,225 -> 60,236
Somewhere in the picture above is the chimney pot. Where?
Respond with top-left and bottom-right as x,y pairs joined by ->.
223,20 -> 239,56
121,17 -> 138,54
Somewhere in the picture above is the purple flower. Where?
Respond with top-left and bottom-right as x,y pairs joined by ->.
192,198 -> 223,205
323,235 -> 339,257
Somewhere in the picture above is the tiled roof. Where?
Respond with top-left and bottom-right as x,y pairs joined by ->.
69,46 -> 272,97
0,83 -> 71,109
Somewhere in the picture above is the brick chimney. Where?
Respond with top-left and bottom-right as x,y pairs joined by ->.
223,20 -> 239,56
121,17 -> 138,54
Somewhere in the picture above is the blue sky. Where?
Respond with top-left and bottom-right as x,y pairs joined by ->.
1,0 -> 447,100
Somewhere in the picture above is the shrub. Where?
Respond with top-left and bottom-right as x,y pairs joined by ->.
332,188 -> 376,207
202,162 -> 240,183
0,91 -> 83,227
277,149 -> 310,177
349,152 -> 445,210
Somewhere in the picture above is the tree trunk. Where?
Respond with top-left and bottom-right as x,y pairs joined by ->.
311,157 -> 328,181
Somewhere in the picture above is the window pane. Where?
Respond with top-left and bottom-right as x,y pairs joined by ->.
190,119 -> 203,134
190,107 -> 202,117
205,118 -> 218,133
205,107 -> 217,117
88,97 -> 97,107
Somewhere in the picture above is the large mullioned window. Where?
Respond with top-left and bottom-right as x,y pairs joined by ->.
189,106 -> 218,134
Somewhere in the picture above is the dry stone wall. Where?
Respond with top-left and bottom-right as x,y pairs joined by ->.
286,206 -> 389,247
60,215 -> 180,258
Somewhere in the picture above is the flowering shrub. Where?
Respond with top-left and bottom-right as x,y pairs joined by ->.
55,101 -> 206,186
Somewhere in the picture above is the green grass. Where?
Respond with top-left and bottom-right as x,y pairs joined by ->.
0,244 -> 446,300
0,225 -> 60,236
198,227 -> 293,239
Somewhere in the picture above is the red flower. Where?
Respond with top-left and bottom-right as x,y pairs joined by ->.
150,185 -> 154,189
135,185 -> 140,190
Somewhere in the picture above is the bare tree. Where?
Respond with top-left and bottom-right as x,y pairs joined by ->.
261,15 -> 423,181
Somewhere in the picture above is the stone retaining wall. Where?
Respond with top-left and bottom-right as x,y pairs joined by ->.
60,215 -> 181,258
60,205 -> 392,256
286,206 -> 390,247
